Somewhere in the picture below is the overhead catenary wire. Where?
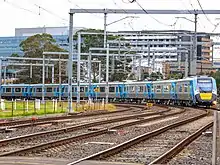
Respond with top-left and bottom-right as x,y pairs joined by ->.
34,4 -> 68,22
67,0 -> 103,19
125,0 -> 176,27
4,0 -> 38,15
196,0 -> 216,26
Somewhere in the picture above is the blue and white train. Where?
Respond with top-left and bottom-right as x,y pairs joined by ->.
0,76 -> 217,106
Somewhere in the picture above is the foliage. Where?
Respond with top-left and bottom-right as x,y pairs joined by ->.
150,72 -> 163,80
10,53 -> 20,57
167,73 -> 183,80
210,71 -> 220,88
15,33 -> 67,84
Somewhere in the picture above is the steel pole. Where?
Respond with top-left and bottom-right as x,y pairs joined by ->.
42,54 -> 45,102
88,51 -> 92,101
46,60 -> 49,79
106,44 -> 109,104
0,59 -> 2,100
77,32 -> 81,108
52,65 -> 54,83
111,54 -> 115,75
191,13 -> 198,76
185,51 -> 189,78
212,44 -> 214,67
4,66 -> 6,85
104,12 -> 107,48
148,43 -> 150,67
212,110 -> 218,165
138,58 -> 141,80
153,52 -> 155,72
59,54 -> 61,102
68,13 -> 73,113
30,64 -> 32,78
99,62 -> 101,83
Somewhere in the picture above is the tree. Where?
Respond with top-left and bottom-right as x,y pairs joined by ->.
150,72 -> 163,80
210,71 -> 220,88
17,33 -> 67,84
10,53 -> 20,57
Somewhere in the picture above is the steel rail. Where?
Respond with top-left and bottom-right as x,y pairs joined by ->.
67,112 -> 208,165
0,109 -> 183,156
0,107 -> 171,147
149,122 -> 213,164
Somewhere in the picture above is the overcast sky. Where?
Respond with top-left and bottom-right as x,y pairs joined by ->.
1,0 -> 220,37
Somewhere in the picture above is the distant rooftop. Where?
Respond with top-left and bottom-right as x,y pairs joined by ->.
15,26 -> 85,37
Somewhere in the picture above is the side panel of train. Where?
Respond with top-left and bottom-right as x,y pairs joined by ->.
0,76 -> 217,106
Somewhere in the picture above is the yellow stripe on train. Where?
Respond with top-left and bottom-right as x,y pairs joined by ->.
200,93 -> 212,100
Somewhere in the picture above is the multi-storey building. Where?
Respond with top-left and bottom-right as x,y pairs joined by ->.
0,26 -> 84,57
117,30 -> 214,75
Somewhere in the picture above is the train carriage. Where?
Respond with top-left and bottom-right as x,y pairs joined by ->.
0,76 -> 217,106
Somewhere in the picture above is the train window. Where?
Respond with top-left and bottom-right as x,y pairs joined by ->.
61,88 -> 65,92
85,87 -> 88,92
184,84 -> 188,92
100,87 -> 105,92
163,86 -> 169,92
6,88 -> 11,93
139,86 -> 144,92
46,88 -> 52,92
144,86 -> 147,92
15,88 -> 21,93
151,86 -> 154,92
36,88 -> 42,92
109,87 -> 115,92
179,85 -> 183,92
156,86 -> 161,92
129,86 -> 135,92
80,87 -> 84,92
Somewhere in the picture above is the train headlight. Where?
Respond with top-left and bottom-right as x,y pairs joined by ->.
213,101 -> 217,105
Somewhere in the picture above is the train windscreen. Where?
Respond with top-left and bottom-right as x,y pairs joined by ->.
197,79 -> 212,93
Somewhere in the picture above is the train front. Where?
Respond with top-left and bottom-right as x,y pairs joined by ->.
195,77 -> 217,106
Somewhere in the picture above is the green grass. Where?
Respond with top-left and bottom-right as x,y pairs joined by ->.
0,100 -> 116,118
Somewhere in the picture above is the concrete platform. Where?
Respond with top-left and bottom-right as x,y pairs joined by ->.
0,157 -> 143,165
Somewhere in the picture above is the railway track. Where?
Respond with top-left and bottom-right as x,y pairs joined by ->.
64,111 -> 209,165
0,104 -> 136,128
149,122 -> 213,164
0,107 -> 183,156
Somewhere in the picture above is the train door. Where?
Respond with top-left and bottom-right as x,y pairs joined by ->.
146,83 -> 152,99
86,85 -> 96,98
189,80 -> 195,101
116,84 -> 125,98
23,86 -> 29,97
54,87 -> 58,97
171,82 -> 176,100
12,88 -> 15,97
29,87 -> 32,97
